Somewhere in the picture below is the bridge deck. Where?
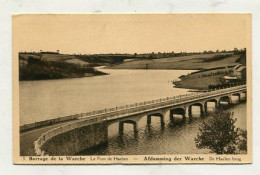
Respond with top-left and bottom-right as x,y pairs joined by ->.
20,119 -> 86,156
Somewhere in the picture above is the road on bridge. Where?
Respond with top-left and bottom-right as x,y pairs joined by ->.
20,120 -> 81,156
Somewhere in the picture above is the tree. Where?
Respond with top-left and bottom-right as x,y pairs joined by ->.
27,56 -> 40,65
195,111 -> 247,154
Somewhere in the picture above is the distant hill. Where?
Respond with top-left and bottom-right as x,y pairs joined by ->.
19,53 -> 87,65
19,53 -> 130,66
19,50 -> 246,71
41,54 -> 78,61
19,54 -> 107,81
108,52 -> 246,70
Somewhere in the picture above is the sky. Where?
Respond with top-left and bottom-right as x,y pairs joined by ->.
13,14 -> 250,54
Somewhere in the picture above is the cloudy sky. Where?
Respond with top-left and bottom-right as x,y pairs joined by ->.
13,14 -> 250,54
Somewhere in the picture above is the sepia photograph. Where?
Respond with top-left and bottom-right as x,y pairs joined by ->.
12,14 -> 252,164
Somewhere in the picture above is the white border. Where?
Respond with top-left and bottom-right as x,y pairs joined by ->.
1,0 -> 260,174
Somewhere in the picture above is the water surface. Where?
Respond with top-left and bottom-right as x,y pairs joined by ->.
20,69 -> 194,125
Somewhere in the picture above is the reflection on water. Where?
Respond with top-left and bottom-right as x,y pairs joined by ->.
77,102 -> 246,155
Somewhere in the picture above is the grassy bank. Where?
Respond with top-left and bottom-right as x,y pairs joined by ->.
19,57 -> 107,81
172,65 -> 246,90
173,74 -> 233,90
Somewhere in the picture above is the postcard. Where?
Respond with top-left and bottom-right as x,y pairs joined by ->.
13,14 -> 252,164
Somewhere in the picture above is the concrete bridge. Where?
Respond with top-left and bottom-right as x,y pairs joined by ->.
32,85 -> 246,156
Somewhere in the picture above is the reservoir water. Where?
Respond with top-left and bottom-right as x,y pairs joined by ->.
20,68 -> 195,125
19,68 -> 246,154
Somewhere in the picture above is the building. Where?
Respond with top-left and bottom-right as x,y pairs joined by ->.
233,64 -> 246,80
222,76 -> 238,83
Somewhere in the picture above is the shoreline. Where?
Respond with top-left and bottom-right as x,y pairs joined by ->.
106,66 -> 201,70
19,72 -> 108,82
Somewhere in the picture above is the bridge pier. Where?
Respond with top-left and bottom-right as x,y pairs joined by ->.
231,93 -> 241,104
119,120 -> 138,133
240,91 -> 247,101
188,103 -> 204,120
169,108 -> 186,125
147,113 -> 165,126
204,99 -> 218,114
219,96 -> 231,108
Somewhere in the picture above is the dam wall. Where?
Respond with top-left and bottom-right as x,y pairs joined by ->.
39,122 -> 108,156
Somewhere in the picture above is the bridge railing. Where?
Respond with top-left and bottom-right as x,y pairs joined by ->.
33,84 -> 246,155
81,84 -> 245,119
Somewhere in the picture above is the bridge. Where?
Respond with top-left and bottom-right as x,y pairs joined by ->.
21,84 -> 246,156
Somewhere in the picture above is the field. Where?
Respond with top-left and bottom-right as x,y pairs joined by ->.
174,74 -> 229,90
172,66 -> 242,90
108,53 -> 242,70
